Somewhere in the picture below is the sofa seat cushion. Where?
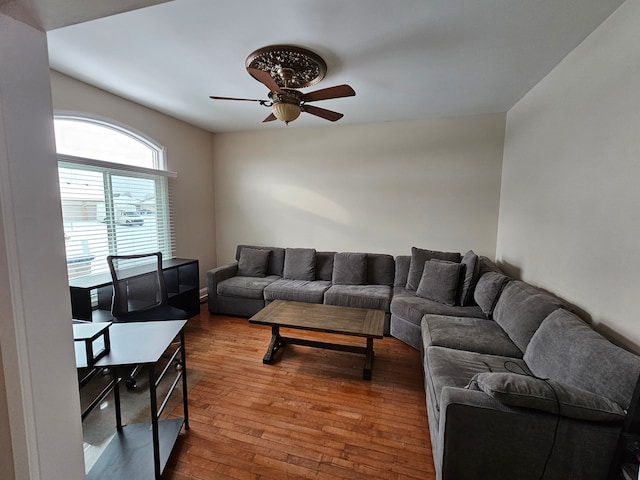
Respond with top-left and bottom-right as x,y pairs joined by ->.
391,288 -> 484,326
263,279 -> 332,304
217,275 -> 280,300
421,315 -> 523,358
468,372 -> 625,422
324,284 -> 392,312
425,346 -> 530,425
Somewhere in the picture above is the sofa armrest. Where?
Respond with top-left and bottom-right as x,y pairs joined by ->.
436,386 -> 620,480
207,262 -> 238,313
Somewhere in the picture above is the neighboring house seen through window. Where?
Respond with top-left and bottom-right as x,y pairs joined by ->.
55,115 -> 175,280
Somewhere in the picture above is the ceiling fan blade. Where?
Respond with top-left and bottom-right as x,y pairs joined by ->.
302,105 -> 344,122
301,84 -> 356,103
209,96 -> 265,103
247,68 -> 282,93
262,113 -> 277,123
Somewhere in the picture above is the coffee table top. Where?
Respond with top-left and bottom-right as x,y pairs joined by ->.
249,300 -> 384,338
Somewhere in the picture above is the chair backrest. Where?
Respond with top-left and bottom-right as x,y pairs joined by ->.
107,252 -> 168,318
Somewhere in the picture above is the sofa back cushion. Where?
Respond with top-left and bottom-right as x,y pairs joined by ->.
283,248 -> 316,281
473,271 -> 510,319
236,247 -> 271,277
406,246 -> 461,291
315,252 -> 336,281
524,308 -> 640,411
477,256 -> 502,276
458,250 -> 480,306
367,253 -> 395,286
236,245 -> 285,277
394,255 -> 411,287
493,281 -> 563,353
332,252 -> 367,285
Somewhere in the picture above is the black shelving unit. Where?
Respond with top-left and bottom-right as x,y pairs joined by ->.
69,258 -> 200,321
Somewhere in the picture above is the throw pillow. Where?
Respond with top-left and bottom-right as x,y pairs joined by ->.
236,247 -> 271,277
474,271 -> 510,319
415,260 -> 462,306
283,248 -> 317,281
332,252 -> 367,285
406,246 -> 461,291
458,250 -> 480,306
468,372 -> 625,422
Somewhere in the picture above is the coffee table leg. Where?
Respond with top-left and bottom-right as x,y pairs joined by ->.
263,325 -> 285,364
363,337 -> 374,380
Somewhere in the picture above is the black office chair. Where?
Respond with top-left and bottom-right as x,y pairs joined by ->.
107,251 -> 187,322
107,252 -> 187,387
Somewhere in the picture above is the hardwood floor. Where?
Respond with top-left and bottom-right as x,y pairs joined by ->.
164,304 -> 435,480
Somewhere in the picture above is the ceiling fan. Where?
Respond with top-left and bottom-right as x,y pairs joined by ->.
210,45 -> 356,125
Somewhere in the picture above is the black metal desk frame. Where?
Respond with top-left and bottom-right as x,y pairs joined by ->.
78,320 -> 190,480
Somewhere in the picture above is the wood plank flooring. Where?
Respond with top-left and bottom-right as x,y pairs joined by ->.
164,304 -> 435,480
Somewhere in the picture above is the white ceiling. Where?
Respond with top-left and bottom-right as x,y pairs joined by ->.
45,0 -> 625,133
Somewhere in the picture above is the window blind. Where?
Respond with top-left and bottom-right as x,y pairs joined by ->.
59,157 -> 175,280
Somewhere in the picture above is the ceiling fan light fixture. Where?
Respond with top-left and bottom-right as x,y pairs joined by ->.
272,101 -> 301,124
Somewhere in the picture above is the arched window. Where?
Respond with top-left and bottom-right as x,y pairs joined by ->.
55,115 -> 175,279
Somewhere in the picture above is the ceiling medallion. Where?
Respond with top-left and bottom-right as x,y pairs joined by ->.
245,45 -> 327,89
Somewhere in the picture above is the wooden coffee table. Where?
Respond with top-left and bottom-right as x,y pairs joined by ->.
249,300 -> 385,380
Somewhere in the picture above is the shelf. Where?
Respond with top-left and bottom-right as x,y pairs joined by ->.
86,418 -> 185,480
70,258 -> 199,321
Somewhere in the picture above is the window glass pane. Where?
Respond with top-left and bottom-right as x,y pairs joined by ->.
54,118 -> 157,168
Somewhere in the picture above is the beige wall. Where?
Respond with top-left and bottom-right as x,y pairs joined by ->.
49,71 -> 217,287
498,0 -> 640,350
213,114 -> 505,264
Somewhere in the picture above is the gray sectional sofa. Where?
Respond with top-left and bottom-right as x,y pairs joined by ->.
207,244 -> 640,479
419,272 -> 640,479
207,245 -> 395,333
